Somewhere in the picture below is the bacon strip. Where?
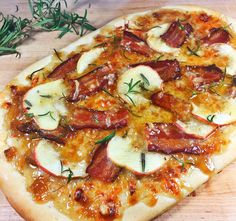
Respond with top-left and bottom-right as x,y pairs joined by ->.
16,121 -> 66,145
120,30 -> 152,56
48,53 -> 81,79
86,144 -> 121,182
202,28 -> 230,45
68,108 -> 129,130
151,92 -> 192,121
145,123 -> 203,155
131,59 -> 181,82
185,64 -> 223,90
161,21 -> 193,48
68,64 -> 117,102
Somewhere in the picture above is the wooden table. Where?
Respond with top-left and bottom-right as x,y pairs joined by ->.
1,0 -> 236,220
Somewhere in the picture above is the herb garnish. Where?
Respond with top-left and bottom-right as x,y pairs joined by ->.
207,114 -> 215,122
53,48 -> 63,61
141,152 -> 145,173
38,111 -> 56,120
28,68 -> 44,80
124,78 -> 141,105
140,73 -> 150,86
172,155 -> 194,170
92,114 -> 99,124
24,99 -> 32,107
60,161 -> 74,183
102,88 -> 114,97
40,94 -> 52,98
177,19 -> 185,31
95,131 -> 116,144
187,43 -> 200,57
0,0 -> 96,56
25,113 -> 34,118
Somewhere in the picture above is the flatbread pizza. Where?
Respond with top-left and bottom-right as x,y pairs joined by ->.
0,5 -> 236,221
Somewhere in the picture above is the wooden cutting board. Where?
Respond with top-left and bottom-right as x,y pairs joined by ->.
0,0 -> 236,220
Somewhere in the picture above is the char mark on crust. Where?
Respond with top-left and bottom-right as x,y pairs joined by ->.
185,64 -> 223,90
145,123 -> 203,155
86,144 -> 121,182
120,30 -> 152,56
160,20 -> 193,48
48,53 -> 81,79
67,64 -> 117,102
131,59 -> 181,82
202,28 -> 230,45
68,108 -> 129,130
151,92 -> 192,121
16,121 -> 66,145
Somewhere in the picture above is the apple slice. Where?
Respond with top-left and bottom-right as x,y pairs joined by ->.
107,135 -> 170,175
23,79 -> 68,130
118,65 -> 163,105
35,140 -> 88,178
175,119 -> 217,139
147,23 -> 179,54
77,47 -> 105,77
191,98 -> 236,126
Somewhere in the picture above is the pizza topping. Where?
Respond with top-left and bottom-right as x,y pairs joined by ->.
77,47 -> 105,76
151,92 -> 192,121
68,108 -> 129,130
86,144 -> 121,182
74,188 -> 88,204
131,59 -> 181,82
68,64 -> 116,102
23,79 -> 68,130
107,135 -> 170,175
202,28 -> 230,45
4,147 -> 17,162
160,20 -> 193,48
118,65 -> 163,105
185,64 -> 223,90
199,13 -> 210,22
145,123 -> 203,155
48,53 -> 81,79
216,44 -> 236,76
35,140 -> 88,178
16,121 -> 66,145
191,98 -> 236,125
120,30 -> 152,56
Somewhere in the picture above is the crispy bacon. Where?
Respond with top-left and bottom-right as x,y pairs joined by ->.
199,13 -> 210,22
151,92 -> 192,121
185,64 -> 222,90
16,121 -> 66,145
48,53 -> 81,79
120,30 -> 152,56
68,108 -> 129,130
202,28 -> 230,45
161,21 -> 193,48
86,144 -> 121,182
145,123 -> 203,155
68,64 -> 117,102
131,59 -> 181,82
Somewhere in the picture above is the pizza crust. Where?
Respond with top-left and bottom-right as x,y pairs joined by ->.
0,5 -> 236,221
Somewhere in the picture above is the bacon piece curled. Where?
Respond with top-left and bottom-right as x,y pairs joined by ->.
151,92 -> 192,121
161,21 -> 193,48
202,28 -> 230,45
48,53 -> 81,79
86,144 -> 121,182
68,108 -> 129,130
131,59 -> 181,82
68,64 -> 117,102
120,30 -> 152,56
16,121 -> 66,145
185,64 -> 223,90
145,123 -> 203,155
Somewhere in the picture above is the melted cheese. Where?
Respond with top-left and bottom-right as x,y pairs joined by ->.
118,65 -> 163,105
23,79 -> 67,130
147,24 -> 179,54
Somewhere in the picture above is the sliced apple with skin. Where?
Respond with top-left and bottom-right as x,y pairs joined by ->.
191,98 -> 236,126
118,65 -> 163,105
76,47 -> 105,77
175,118 -> 217,139
35,140 -> 88,178
107,135 -> 170,175
23,79 -> 68,130
147,23 -> 179,54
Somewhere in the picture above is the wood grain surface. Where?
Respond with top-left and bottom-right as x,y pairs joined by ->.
0,0 -> 236,220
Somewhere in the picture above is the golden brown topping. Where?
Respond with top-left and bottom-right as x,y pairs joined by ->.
4,147 -> 17,162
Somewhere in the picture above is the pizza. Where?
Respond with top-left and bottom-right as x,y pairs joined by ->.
0,5 -> 236,221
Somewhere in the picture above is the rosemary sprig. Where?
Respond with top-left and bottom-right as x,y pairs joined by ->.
95,131 -> 116,144
207,114 -> 215,122
60,161 -> 74,183
24,99 -> 33,107
40,94 -> 52,98
0,0 -> 96,56
141,152 -> 145,173
38,110 -> 56,120
124,78 -> 141,106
